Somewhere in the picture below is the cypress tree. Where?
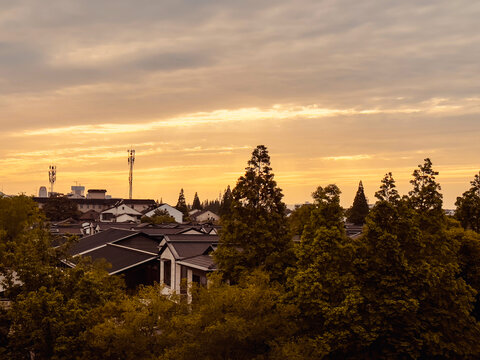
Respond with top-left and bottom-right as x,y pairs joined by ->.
347,180 -> 369,225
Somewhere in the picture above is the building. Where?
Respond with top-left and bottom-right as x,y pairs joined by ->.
158,234 -> 218,297
144,204 -> 183,223
100,202 -> 143,223
38,186 -> 48,198
65,228 -> 162,289
190,210 -> 220,223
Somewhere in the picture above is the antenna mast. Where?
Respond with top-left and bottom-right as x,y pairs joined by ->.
128,149 -> 135,199
48,165 -> 56,196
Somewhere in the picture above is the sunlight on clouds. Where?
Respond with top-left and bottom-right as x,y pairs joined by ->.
322,154 -> 372,161
17,101 -> 463,137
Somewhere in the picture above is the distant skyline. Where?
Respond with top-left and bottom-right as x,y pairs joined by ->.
1,0 -> 480,208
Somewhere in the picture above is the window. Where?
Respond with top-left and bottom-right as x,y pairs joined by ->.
163,260 -> 171,287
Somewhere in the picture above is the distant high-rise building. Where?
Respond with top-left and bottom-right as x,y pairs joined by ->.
70,185 -> 85,198
39,186 -> 48,198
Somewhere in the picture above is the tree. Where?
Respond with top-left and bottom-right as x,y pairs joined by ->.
288,185 -> 362,357
42,195 -> 80,221
175,188 -> 188,217
219,186 -> 233,216
287,203 -> 315,238
408,158 -> 443,213
374,172 -> 400,203
163,271 -> 296,360
141,209 -> 176,224
215,145 -> 293,282
455,172 -> 480,233
0,196 -> 125,359
346,180 -> 369,225
191,192 -> 202,211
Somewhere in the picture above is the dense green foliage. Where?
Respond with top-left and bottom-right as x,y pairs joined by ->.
455,172 -> 480,233
0,196 -> 124,359
346,180 -> 369,225
42,195 -> 80,221
215,145 -> 293,282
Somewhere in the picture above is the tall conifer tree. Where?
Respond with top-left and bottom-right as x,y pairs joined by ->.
215,145 -> 292,282
347,180 -> 369,225
219,186 -> 233,216
192,192 -> 202,211
175,188 -> 188,217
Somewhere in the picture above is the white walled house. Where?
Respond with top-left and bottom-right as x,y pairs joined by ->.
158,234 -> 218,298
190,210 -> 220,223
100,203 -> 142,223
144,204 -> 183,223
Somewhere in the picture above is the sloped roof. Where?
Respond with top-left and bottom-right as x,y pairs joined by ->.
79,243 -> 158,274
165,234 -> 219,242
168,242 -> 214,259
177,255 -> 216,271
69,228 -> 139,255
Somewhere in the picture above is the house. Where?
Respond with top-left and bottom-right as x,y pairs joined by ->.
158,234 -> 218,297
190,210 -> 220,223
66,228 -> 162,289
100,202 -> 143,223
33,193 -> 156,215
143,204 -> 183,223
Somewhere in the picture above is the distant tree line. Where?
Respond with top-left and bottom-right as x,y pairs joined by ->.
1,146 -> 480,359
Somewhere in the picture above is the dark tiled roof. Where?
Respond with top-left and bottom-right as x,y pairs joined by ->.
80,244 -> 157,274
140,228 -> 188,235
165,234 -> 219,242
116,235 -> 161,254
178,255 -> 216,271
69,228 -> 138,255
169,242 -> 214,259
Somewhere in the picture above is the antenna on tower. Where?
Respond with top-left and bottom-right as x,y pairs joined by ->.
128,149 -> 135,199
48,165 -> 57,196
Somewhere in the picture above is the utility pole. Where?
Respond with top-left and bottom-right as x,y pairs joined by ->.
128,149 -> 135,199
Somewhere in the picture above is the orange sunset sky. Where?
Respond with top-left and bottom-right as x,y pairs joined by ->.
1,0 -> 479,208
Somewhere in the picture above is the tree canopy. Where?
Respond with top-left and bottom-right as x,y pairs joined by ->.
41,195 -> 80,221
455,172 -> 480,233
215,145 -> 293,282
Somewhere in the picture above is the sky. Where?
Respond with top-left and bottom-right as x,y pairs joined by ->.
1,0 -> 479,208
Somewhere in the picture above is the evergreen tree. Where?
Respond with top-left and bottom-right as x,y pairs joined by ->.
219,186 -> 233,216
346,180 -> 369,225
374,172 -> 400,203
289,185 -> 360,357
192,192 -> 202,211
455,172 -> 480,233
215,145 -> 293,282
408,158 -> 443,213
175,188 -> 188,217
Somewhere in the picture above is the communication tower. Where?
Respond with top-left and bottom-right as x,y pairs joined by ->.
128,149 -> 135,199
48,165 -> 56,196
